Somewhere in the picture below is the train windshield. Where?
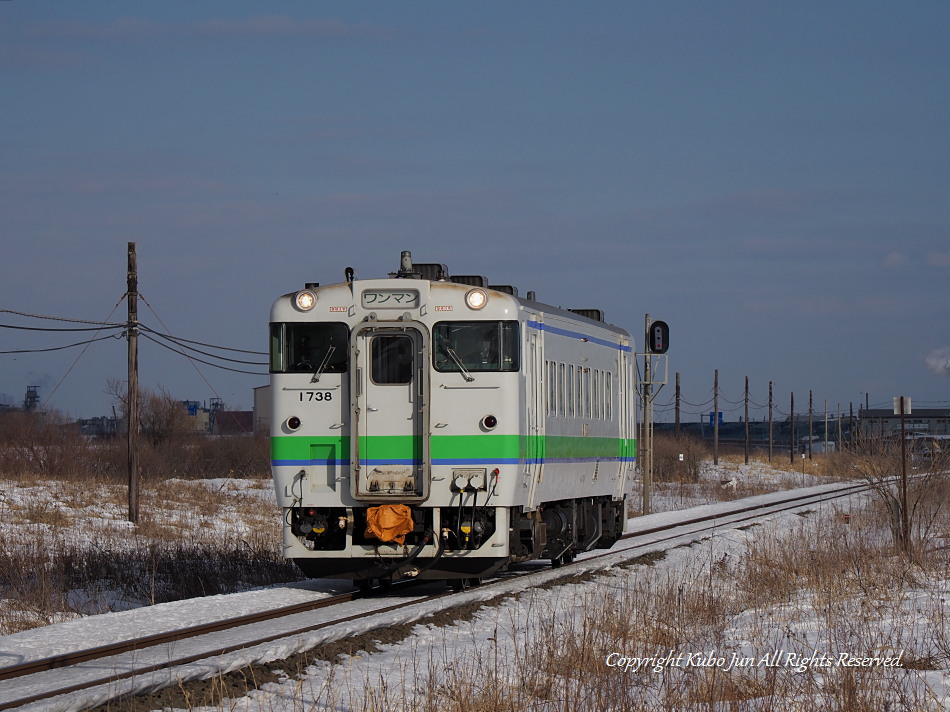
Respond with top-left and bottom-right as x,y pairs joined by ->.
433,321 -> 519,373
270,322 -> 349,374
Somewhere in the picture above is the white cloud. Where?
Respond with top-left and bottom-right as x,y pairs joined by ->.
926,252 -> 950,268
926,348 -> 950,378
882,252 -> 908,269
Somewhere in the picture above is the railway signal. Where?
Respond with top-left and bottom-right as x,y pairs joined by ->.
647,320 -> 669,354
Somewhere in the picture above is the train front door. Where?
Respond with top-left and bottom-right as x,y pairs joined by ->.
351,326 -> 429,500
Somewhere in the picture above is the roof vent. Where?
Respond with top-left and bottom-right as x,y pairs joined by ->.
450,275 -> 488,287
488,284 -> 518,296
568,308 -> 605,322
412,263 -> 449,281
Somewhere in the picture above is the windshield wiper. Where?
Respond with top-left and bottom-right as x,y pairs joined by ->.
311,345 -> 336,383
446,348 -> 475,382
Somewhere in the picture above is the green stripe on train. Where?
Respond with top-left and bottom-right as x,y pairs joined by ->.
272,434 -> 636,461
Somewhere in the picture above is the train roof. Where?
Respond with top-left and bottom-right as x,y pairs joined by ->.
278,250 -> 631,339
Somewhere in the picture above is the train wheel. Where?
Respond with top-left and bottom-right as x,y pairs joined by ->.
451,577 -> 482,592
356,579 -> 373,594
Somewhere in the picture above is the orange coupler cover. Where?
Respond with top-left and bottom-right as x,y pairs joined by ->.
364,504 -> 414,545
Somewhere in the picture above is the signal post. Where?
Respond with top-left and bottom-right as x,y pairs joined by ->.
639,315 -> 669,515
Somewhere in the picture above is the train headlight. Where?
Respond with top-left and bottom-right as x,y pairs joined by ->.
295,290 -> 317,311
287,416 -> 302,431
481,414 -> 498,430
465,288 -> 488,310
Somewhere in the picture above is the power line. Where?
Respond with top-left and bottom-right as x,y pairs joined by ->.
140,292 -> 266,381
0,322 -> 125,333
43,295 -> 127,409
0,308 -> 124,326
137,323 -> 265,355
137,324 -> 266,364
0,333 -> 123,354
140,332 -> 267,375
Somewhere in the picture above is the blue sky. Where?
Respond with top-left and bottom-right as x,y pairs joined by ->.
2,1 -> 948,422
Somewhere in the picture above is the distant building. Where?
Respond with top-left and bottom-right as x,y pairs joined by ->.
77,416 -> 119,438
213,410 -> 254,435
859,408 -> 950,438
23,386 -> 40,413
181,400 -> 212,432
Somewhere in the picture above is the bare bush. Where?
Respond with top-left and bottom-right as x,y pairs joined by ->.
653,433 -> 707,482
827,434 -> 950,556
0,530 -> 299,633
0,411 -> 109,481
0,403 -> 268,484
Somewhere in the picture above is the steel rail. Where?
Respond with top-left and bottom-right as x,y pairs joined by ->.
0,582 -> 443,711
0,592 -> 358,683
0,480 -> 869,711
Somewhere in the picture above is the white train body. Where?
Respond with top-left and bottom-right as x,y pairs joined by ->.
269,254 -> 636,582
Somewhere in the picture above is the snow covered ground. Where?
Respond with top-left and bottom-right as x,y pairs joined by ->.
2,459 -> 948,710
202,488 -> 949,712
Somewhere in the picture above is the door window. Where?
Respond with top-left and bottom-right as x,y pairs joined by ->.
371,334 -> 414,384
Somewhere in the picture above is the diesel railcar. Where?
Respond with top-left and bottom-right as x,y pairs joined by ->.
269,252 -> 636,586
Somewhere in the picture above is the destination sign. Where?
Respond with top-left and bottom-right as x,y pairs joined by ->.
361,289 -> 420,309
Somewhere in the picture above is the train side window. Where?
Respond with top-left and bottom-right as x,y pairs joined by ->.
598,370 -> 605,419
594,370 -> 601,419
270,322 -> 348,374
576,366 -> 582,419
584,368 -> 591,418
546,361 -> 556,416
606,371 -> 612,420
270,324 -> 283,372
558,363 -> 565,417
568,365 -> 575,418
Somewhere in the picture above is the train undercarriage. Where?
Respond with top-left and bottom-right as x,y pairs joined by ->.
289,495 -> 626,586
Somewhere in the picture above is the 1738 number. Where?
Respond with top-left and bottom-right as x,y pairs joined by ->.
298,391 -> 332,402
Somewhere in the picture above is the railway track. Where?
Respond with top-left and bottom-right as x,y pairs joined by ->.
0,480 -> 869,711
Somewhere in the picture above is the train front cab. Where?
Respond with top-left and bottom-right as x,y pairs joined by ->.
272,281 -> 523,584
271,277 -> 632,585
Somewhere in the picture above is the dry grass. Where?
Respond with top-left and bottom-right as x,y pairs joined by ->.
0,425 -> 299,635
4,414 -> 948,709
220,482 -> 950,712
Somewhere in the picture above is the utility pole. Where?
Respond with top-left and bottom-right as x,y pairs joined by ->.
713,369 -> 719,466
837,403 -> 843,445
824,400 -> 829,454
897,396 -> 910,552
744,375 -> 750,465
768,381 -> 773,463
675,372 -> 681,434
789,392 -> 795,465
127,242 -> 140,524
641,315 -> 653,515
808,390 -> 814,460
850,402 -> 854,444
